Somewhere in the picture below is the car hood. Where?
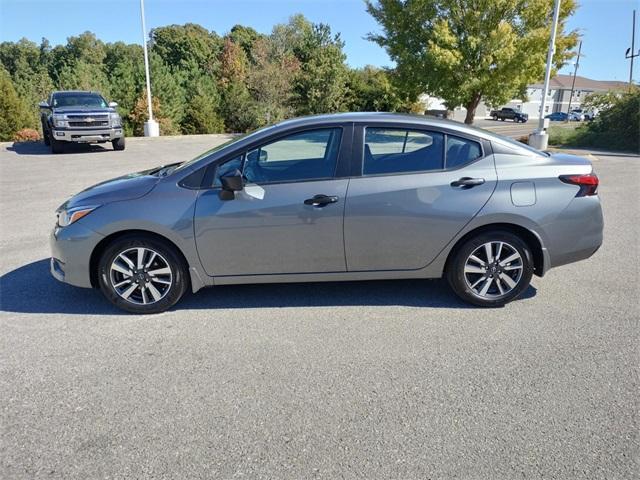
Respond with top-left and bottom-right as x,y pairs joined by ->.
52,106 -> 116,114
60,169 -> 161,211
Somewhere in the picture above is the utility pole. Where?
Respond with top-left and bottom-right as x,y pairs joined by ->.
140,0 -> 159,137
566,40 -> 582,116
626,9 -> 639,89
530,0 -> 562,150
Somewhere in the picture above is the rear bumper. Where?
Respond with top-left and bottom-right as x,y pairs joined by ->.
50,222 -> 103,288
543,196 -> 604,269
52,127 -> 123,143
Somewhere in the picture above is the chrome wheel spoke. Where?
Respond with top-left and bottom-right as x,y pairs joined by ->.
112,261 -> 133,277
484,243 -> 494,263
151,277 -> 171,285
479,276 -> 493,296
141,287 -> 149,305
499,252 -> 520,267
136,248 -> 145,270
495,242 -> 503,262
499,273 -> 517,289
147,282 -> 162,301
118,253 -> 135,270
496,277 -> 505,295
148,267 -> 171,276
468,255 -> 486,267
503,264 -> 522,271
145,252 -> 157,268
464,264 -> 485,274
120,283 -> 138,300
113,278 -> 132,288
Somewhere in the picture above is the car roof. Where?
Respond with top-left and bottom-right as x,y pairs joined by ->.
267,112 -> 501,142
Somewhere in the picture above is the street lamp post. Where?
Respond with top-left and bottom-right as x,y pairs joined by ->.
140,0 -> 159,137
529,0 -> 562,150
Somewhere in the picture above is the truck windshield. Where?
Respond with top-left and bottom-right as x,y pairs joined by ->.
53,94 -> 107,108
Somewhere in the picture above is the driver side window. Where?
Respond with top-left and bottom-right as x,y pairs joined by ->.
243,128 -> 342,184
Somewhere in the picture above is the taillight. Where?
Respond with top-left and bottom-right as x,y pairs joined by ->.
559,173 -> 599,197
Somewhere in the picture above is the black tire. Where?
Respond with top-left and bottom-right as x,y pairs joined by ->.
42,122 -> 50,146
97,235 -> 189,314
50,135 -> 64,154
446,230 -> 534,307
492,115 -> 497,121
112,136 -> 126,151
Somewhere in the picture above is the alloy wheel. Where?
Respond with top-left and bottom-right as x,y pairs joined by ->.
463,241 -> 523,299
109,247 -> 173,305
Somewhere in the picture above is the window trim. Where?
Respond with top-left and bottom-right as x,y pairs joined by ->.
357,123 -> 488,178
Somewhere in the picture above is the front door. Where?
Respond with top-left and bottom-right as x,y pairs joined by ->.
194,127 -> 349,277
344,126 -> 497,271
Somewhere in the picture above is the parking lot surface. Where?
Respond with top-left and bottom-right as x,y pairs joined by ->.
1,136 -> 638,479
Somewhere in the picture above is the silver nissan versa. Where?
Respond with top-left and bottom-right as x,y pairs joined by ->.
50,113 -> 603,313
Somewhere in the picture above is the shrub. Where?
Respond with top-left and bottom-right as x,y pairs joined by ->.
13,128 -> 41,142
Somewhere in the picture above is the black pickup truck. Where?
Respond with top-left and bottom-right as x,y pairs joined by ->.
39,90 -> 125,153
489,107 -> 529,123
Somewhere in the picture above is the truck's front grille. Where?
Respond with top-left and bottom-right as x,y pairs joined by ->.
66,114 -> 109,128
68,121 -> 109,127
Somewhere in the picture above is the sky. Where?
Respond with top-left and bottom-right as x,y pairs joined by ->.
0,0 -> 637,82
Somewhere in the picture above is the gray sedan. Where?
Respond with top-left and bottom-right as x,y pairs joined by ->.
50,113 -> 603,313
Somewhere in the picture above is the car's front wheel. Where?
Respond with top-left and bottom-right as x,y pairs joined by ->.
97,235 -> 188,314
447,231 -> 533,307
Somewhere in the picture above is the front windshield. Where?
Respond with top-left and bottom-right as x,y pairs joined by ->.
53,93 -> 107,108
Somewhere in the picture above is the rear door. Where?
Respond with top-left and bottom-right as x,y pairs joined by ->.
344,124 -> 497,271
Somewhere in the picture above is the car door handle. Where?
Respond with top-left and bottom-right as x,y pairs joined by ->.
304,194 -> 339,207
450,177 -> 485,188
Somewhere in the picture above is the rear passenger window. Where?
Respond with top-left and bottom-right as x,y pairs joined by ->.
364,128 -> 444,175
446,136 -> 482,169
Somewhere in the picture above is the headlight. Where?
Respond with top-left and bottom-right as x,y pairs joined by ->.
109,112 -> 122,127
57,206 -> 100,227
53,114 -> 67,128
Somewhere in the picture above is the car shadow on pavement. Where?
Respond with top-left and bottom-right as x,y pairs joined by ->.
6,142 -> 111,156
0,259 -> 537,315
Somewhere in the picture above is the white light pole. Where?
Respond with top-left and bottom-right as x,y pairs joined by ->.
140,0 -> 159,137
530,0 -> 562,150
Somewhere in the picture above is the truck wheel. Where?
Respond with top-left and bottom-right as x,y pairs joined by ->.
42,123 -> 50,146
50,135 -> 64,154
492,115 -> 497,120
112,137 -> 126,151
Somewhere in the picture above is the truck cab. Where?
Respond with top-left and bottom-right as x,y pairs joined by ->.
39,91 -> 125,153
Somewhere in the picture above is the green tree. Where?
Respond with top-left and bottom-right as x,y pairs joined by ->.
0,67 -> 30,141
345,66 -> 406,112
367,0 -> 579,124
151,23 -> 222,75
182,75 -> 225,134
246,37 -> 300,125
272,15 -> 349,115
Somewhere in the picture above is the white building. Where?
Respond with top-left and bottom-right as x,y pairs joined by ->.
420,75 -> 628,121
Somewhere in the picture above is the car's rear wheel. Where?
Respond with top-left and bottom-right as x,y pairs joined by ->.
447,231 -> 533,307
112,137 -> 125,151
97,235 -> 188,314
42,122 -> 50,146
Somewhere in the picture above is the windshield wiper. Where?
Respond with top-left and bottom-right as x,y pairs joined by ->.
149,162 -> 184,177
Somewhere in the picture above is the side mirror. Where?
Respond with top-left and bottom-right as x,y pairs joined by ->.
109,101 -> 118,108
39,101 -> 50,109
259,150 -> 268,162
219,170 -> 244,201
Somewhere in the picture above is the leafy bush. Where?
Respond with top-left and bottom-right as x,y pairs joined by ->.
580,89 -> 639,152
13,128 -> 40,142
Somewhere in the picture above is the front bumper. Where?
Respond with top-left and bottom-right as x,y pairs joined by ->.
50,222 -> 104,288
52,127 -> 124,143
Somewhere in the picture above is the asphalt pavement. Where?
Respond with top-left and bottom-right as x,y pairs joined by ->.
0,136 -> 638,479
